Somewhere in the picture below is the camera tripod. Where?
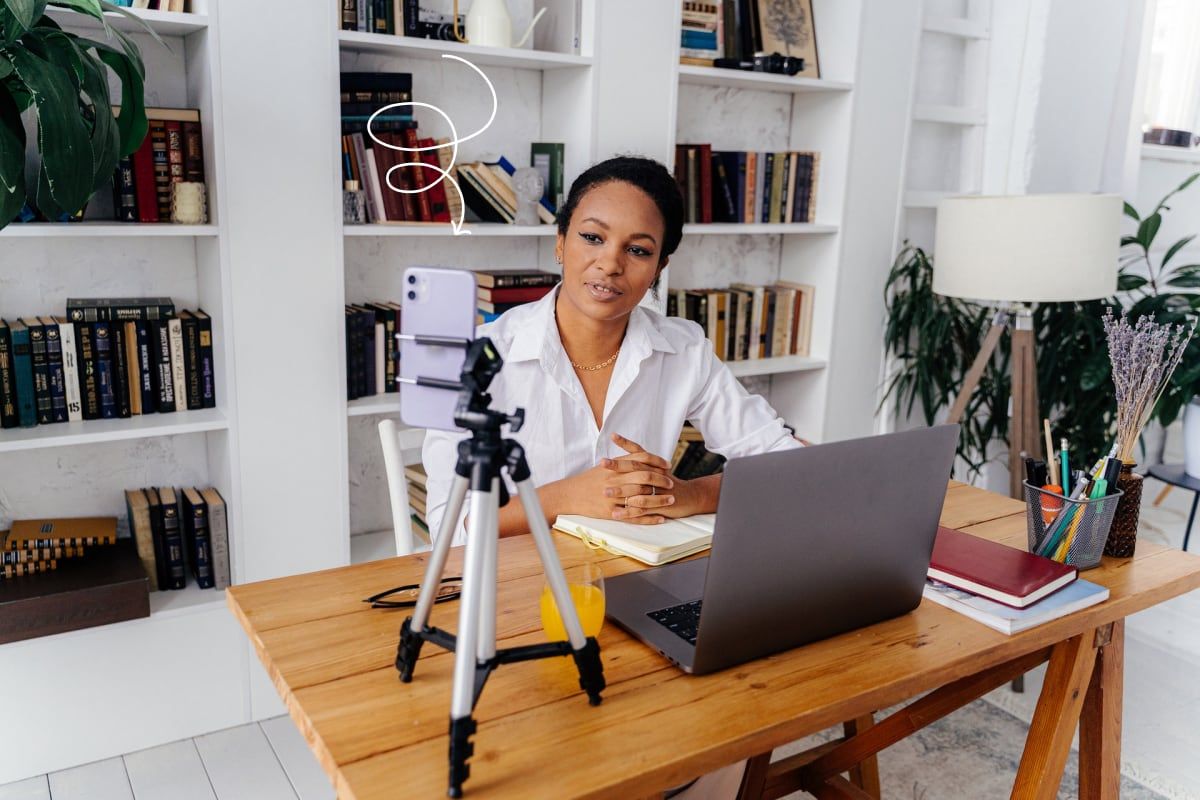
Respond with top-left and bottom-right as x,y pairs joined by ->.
395,336 -> 606,798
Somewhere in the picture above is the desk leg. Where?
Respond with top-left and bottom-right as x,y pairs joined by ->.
843,714 -> 880,799
1011,631 -> 1101,800
1079,620 -> 1124,800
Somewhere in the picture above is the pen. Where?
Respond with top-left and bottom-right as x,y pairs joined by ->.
1060,438 -> 1070,494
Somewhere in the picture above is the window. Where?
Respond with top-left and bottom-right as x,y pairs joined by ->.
1142,0 -> 1200,134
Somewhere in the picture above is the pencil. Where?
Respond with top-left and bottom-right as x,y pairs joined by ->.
1043,419 -> 1058,487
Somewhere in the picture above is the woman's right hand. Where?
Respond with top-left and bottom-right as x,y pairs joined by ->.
549,460 -> 675,524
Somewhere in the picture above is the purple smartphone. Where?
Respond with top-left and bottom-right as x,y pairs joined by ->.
399,267 -> 478,432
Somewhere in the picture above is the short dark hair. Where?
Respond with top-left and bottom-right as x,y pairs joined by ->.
555,155 -> 685,267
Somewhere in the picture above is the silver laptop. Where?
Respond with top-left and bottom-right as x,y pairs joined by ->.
605,425 -> 959,675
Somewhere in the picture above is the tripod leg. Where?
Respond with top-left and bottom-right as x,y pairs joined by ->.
478,479 -> 499,664
513,477 -> 606,706
397,474 -> 470,682
447,487 -> 491,798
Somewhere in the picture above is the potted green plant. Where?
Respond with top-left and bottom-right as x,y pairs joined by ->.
1,0 -> 153,229
1120,172 -> 1200,475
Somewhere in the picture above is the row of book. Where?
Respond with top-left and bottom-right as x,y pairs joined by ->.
405,462 -> 430,541
340,72 -> 564,224
680,0 -> 820,78
112,108 -> 207,224
666,282 -> 815,362
476,270 -> 559,324
671,424 -> 726,480
340,0 -> 419,36
676,145 -> 820,225
0,298 -> 215,430
345,301 -> 401,400
126,486 -> 230,592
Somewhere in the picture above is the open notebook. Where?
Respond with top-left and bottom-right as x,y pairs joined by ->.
552,514 -> 716,566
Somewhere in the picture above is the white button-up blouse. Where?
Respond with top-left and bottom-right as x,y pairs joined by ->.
422,288 -> 801,545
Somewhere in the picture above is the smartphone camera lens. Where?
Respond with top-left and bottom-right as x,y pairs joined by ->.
407,290 -> 417,301
407,275 -> 416,284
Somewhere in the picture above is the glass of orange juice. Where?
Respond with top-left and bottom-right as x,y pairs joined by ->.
539,562 -> 605,642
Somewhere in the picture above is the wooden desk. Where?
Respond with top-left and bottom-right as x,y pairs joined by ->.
228,482 -> 1200,799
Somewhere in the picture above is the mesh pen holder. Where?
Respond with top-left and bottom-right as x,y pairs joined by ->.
1024,481 -> 1123,570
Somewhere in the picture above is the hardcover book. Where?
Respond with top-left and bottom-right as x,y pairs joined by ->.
24,317 -> 52,425
0,320 -> 17,429
158,487 -> 187,589
200,487 -> 231,590
181,487 -> 214,589
5,517 -> 118,550
57,319 -> 83,422
927,526 -> 1077,608
9,320 -> 36,427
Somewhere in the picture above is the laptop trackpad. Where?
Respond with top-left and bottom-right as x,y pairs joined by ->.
607,558 -> 709,617
641,558 -> 708,600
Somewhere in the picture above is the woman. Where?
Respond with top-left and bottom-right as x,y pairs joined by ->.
423,155 -> 803,545
422,155 -> 801,798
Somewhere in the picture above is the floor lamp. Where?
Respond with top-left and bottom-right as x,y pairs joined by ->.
933,194 -> 1120,499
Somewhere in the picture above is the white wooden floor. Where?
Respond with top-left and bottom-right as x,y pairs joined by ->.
0,717 -> 334,800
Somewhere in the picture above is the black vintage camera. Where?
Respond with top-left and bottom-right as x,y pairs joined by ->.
415,12 -> 464,41
714,52 -> 805,77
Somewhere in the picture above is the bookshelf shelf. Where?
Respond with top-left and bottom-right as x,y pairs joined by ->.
1142,144 -> 1200,164
344,223 -> 557,237
725,355 -> 827,379
0,223 -> 219,238
148,583 -> 228,619
45,6 -> 210,36
347,395 -> 401,417
677,65 -> 853,94
682,222 -> 838,235
0,409 -> 229,454
912,104 -> 986,126
337,31 -> 592,70
921,16 -> 989,40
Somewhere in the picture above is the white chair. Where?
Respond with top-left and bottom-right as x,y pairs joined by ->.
378,419 -> 429,556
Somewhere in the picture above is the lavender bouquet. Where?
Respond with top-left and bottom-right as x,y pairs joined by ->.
1103,309 -> 1195,464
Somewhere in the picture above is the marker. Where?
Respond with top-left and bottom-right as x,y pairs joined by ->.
1060,438 -> 1070,493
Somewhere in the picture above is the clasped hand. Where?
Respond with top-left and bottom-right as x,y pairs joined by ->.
571,433 -> 690,525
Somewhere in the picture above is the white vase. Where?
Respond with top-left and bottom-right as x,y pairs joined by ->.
1184,401 -> 1200,478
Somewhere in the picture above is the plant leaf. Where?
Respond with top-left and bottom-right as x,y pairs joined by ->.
0,85 -> 27,227
5,46 -> 93,214
1167,274 -> 1200,288
2,0 -> 37,31
71,35 -> 118,192
1123,201 -> 1140,221
1162,234 -> 1196,271
92,41 -> 144,155
47,0 -> 102,20
1120,235 -> 1140,248
1118,274 -> 1148,291
1137,212 -> 1162,250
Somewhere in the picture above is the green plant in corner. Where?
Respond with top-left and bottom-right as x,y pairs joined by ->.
1118,172 -> 1200,427
1,0 -> 157,229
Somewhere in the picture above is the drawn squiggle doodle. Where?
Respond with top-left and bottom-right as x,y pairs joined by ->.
366,54 -> 499,236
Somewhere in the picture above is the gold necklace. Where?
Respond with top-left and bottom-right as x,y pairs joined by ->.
571,348 -> 620,371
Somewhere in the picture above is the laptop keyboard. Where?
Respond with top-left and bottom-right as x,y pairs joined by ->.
647,600 -> 703,646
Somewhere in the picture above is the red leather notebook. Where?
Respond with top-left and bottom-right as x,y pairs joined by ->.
928,526 -> 1077,608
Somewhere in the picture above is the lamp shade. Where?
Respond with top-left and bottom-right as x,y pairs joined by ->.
933,194 -> 1120,303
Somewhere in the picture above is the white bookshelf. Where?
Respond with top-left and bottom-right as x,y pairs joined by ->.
336,3 -> 597,541
1142,144 -> 1200,164
664,0 -> 863,442
0,0 -> 248,784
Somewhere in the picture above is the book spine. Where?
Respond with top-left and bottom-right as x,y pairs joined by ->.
154,321 -> 176,412
166,121 -> 184,205
341,0 -> 357,30
168,318 -> 187,413
402,128 -> 433,221
58,322 -> 83,422
207,494 -> 230,590
685,147 -> 698,224
75,321 -> 100,419
134,321 -> 156,415
197,315 -> 215,408
699,145 -> 713,224
2,561 -> 57,579
132,131 -> 159,222
417,139 -> 450,222
181,315 -> 202,410
760,152 -> 775,224
28,321 -> 51,425
93,321 -> 116,418
382,307 -> 397,392
403,0 -> 418,35
44,323 -> 67,422
186,496 -> 213,589
111,321 -> 131,418
125,491 -> 158,592
161,500 -> 187,589
123,321 -> 141,415
66,300 -> 177,322
182,120 -> 205,184
150,121 -> 172,222
12,326 -> 36,427
0,324 -> 16,429
357,0 -> 366,31
114,155 -> 138,222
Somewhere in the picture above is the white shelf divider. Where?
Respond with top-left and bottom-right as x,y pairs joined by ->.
677,64 -> 853,94
0,223 -> 219,238
344,223 -> 557,237
922,16 -> 989,39
0,409 -> 229,454
912,104 -> 986,126
337,31 -> 592,70
46,6 -> 209,36
1142,144 -> 1200,164
726,356 -> 827,379
682,222 -> 839,236
148,584 -> 229,619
